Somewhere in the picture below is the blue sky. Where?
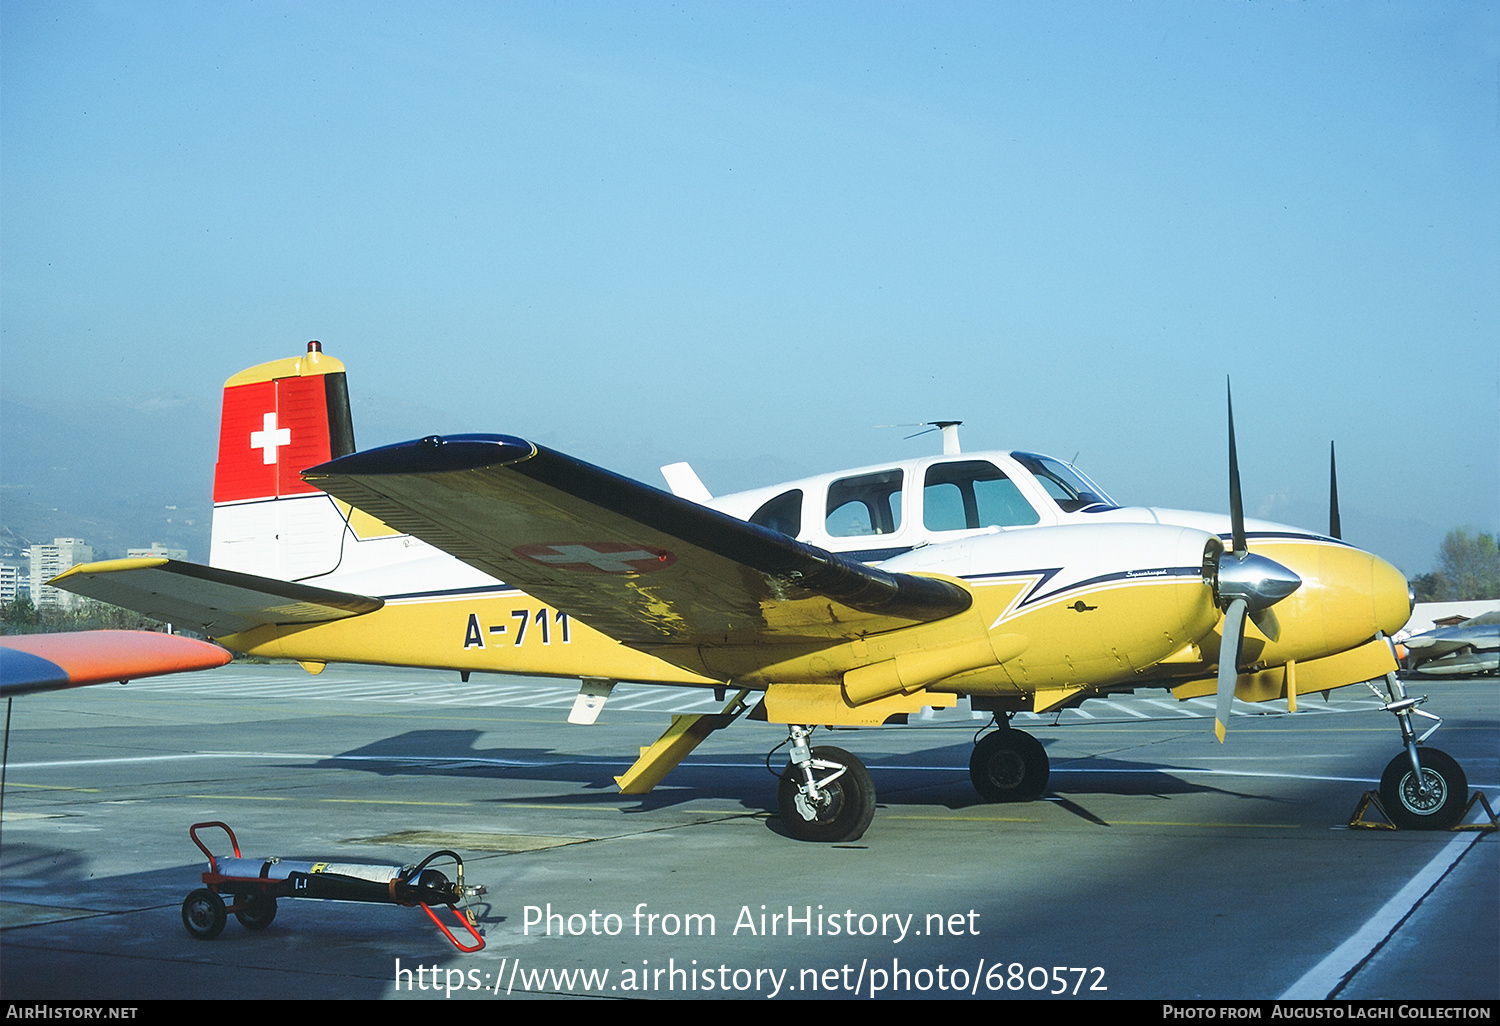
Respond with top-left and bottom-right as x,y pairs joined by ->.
2,1 -> 1496,575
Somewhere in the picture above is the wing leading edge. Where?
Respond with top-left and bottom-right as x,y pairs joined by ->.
304,434 -> 971,649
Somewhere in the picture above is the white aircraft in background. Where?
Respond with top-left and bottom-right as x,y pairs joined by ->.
54,343 -> 1467,840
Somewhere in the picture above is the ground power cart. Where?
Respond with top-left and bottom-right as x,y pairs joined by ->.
181,821 -> 484,951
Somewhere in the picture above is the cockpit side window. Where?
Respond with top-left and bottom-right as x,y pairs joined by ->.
923,460 -> 1040,530
825,470 -> 904,537
1012,453 -> 1116,513
750,489 -> 803,538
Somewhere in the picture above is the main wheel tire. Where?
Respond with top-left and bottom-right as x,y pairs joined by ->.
234,892 -> 277,931
970,729 -> 1050,803
1379,748 -> 1467,831
181,888 -> 227,940
777,745 -> 876,843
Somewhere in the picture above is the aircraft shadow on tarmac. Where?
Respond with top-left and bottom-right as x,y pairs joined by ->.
314,730 -> 1291,822
1,851 -> 243,914
315,728 -> 776,814
889,742 -> 1282,806
0,844 -> 94,905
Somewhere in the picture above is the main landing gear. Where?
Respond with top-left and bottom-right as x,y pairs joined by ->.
776,725 -> 876,843
969,722 -> 1050,803
774,719 -> 1053,842
1371,670 -> 1468,830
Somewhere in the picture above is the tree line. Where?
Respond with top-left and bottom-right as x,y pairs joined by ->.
2,596 -> 169,634
1409,529 -> 1500,602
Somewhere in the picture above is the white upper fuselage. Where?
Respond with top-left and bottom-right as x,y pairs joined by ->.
215,446 -> 1335,600
699,449 -> 1334,564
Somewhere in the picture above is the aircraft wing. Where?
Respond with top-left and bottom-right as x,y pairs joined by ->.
48,558 -> 384,637
0,631 -> 232,697
304,434 -> 971,649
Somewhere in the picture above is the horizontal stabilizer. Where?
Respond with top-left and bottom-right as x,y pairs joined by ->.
305,434 -> 971,650
0,631 -> 232,696
48,558 -> 383,638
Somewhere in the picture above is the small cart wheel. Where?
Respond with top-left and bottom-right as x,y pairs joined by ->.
182,888 -> 227,940
234,892 -> 277,931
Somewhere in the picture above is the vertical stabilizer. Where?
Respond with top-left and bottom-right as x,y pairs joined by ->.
211,342 -> 356,580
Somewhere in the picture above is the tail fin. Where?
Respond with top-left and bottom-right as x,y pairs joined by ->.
210,342 -> 357,580
213,341 -> 354,504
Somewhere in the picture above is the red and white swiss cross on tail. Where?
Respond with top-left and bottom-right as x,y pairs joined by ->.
513,542 -> 677,575
214,371 -> 335,504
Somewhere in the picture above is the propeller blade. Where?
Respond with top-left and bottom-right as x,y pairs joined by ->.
1226,380 -> 1247,556
1215,597 -> 1249,743
1212,383 -> 1299,742
1250,605 -> 1281,643
1328,441 -> 1342,540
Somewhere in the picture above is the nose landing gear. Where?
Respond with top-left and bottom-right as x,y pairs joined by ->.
1364,668 -> 1473,831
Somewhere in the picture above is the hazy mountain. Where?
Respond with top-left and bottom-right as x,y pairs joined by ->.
0,386 -> 472,563
1,394 -> 217,560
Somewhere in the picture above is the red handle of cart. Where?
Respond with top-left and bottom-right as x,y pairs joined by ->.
421,902 -> 486,952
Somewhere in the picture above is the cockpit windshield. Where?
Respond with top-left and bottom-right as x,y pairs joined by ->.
1011,453 -> 1117,513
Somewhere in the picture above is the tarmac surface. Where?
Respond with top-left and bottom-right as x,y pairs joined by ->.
1,664 -> 1495,1001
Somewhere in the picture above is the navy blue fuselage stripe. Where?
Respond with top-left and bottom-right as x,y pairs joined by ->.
958,565 -> 1203,609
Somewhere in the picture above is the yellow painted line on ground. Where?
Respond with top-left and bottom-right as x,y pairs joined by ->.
317,798 -> 473,807
143,792 -> 760,815
1102,820 -> 1299,828
4,783 -> 102,792
179,794 -> 293,801
887,815 -> 1044,823
175,795 -> 471,808
495,803 -> 762,816
887,814 -> 1298,828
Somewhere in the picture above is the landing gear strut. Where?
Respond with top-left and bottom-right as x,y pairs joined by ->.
969,721 -> 1050,803
776,725 -> 875,843
1371,669 -> 1468,830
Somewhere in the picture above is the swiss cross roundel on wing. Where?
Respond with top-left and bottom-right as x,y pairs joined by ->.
513,542 -> 677,575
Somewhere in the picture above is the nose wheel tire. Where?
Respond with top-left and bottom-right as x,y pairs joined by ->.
777,745 -> 876,843
182,888 -> 227,940
1379,748 -> 1467,831
970,729 -> 1049,803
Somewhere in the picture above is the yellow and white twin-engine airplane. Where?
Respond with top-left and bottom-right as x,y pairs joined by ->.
53,344 -> 1467,841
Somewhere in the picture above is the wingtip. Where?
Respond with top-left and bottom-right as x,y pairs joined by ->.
305,433 -> 537,478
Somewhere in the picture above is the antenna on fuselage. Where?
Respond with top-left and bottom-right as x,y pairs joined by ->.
897,420 -> 963,455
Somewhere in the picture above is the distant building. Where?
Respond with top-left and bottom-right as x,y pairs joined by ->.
127,543 -> 188,560
0,564 -> 19,606
29,538 -> 94,611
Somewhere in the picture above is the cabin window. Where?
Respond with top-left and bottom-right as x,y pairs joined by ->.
923,460 -> 1040,530
750,489 -> 803,537
1011,453 -> 1116,512
825,470 -> 904,536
